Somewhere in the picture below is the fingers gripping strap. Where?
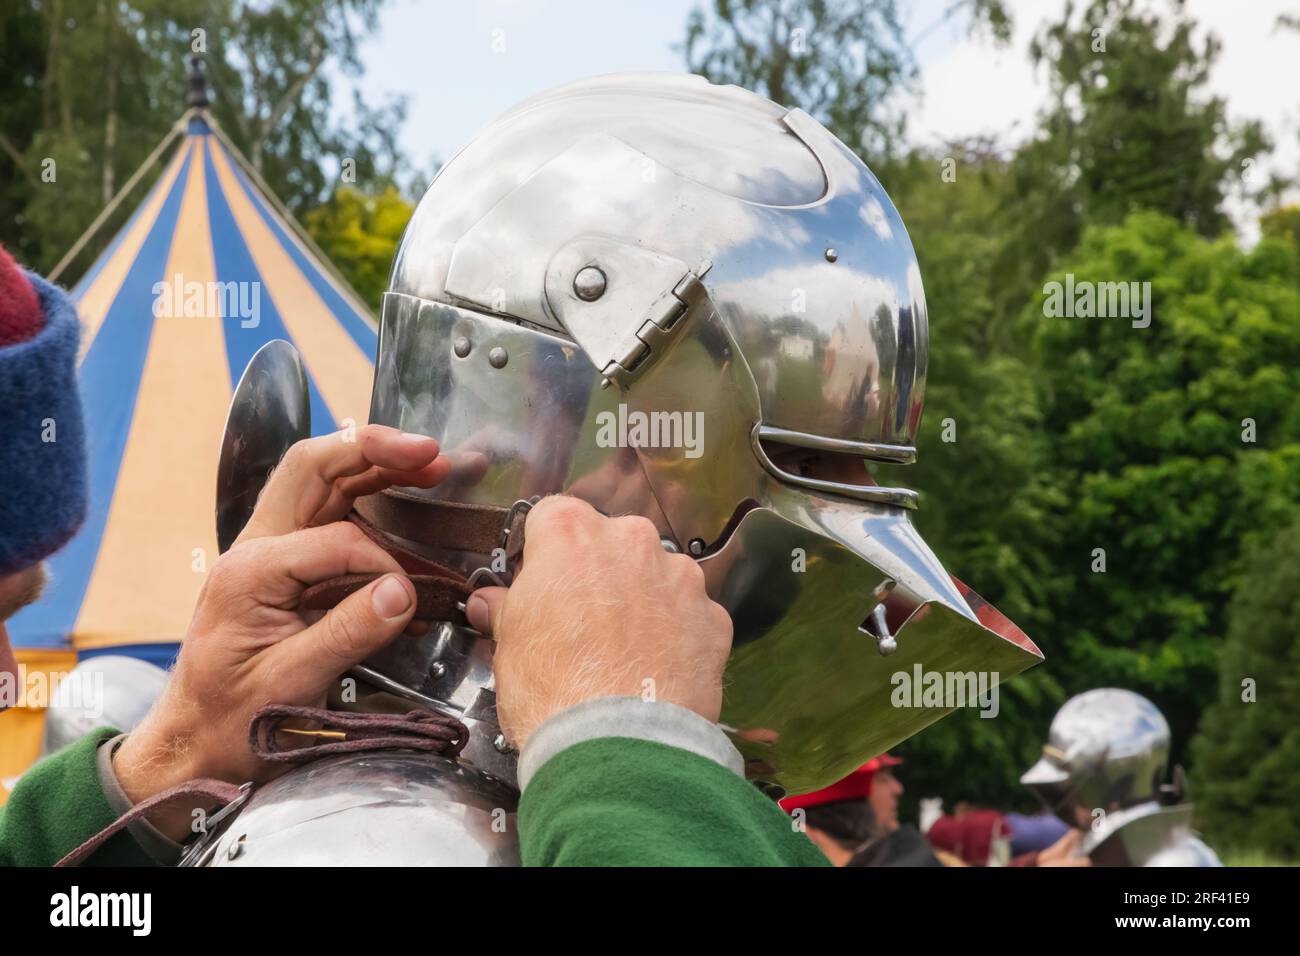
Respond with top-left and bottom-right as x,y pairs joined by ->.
299,491 -> 529,622
300,572 -> 472,622
355,489 -> 525,557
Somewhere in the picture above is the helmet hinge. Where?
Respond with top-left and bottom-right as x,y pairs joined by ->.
600,261 -> 712,390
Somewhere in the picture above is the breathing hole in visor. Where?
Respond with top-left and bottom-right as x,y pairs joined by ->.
856,579 -> 925,656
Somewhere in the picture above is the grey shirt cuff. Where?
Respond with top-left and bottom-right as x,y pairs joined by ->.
96,734 -> 185,866
517,696 -> 745,792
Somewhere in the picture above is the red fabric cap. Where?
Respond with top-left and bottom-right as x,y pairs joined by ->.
0,244 -> 43,348
779,754 -> 902,812
926,809 -> 1010,865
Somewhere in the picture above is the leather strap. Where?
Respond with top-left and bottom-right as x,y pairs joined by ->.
347,507 -> 471,582
356,489 -> 522,556
301,571 -> 472,622
299,491 -> 530,622
55,779 -> 246,868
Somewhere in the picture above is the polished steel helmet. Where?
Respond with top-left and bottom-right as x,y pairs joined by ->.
206,74 -> 1044,868
40,655 -> 168,756
367,72 -> 1042,793
1021,688 -> 1171,828
1020,689 -> 1221,866
1144,833 -> 1221,867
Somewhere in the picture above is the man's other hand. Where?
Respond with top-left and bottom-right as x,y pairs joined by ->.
466,496 -> 733,751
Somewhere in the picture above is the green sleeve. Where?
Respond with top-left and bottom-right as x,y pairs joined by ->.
518,736 -> 830,867
0,728 -> 155,867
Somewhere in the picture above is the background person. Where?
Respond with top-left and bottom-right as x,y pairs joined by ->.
0,243 -> 87,747
925,802 -> 1084,866
778,756 -> 942,866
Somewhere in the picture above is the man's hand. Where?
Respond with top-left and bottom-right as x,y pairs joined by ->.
1036,827 -> 1091,867
112,425 -> 448,835
465,496 -> 733,751
235,424 -> 450,543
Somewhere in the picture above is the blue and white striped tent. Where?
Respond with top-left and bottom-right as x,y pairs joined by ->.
2,112 -> 378,780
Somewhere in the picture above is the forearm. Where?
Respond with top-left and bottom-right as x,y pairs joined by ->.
517,697 -> 828,867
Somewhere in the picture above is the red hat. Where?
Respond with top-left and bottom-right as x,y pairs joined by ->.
779,754 -> 902,812
0,244 -> 42,347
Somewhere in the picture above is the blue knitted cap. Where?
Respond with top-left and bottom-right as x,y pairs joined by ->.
0,271 -> 88,576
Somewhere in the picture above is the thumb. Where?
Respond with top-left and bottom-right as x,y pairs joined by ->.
273,573 -> 415,691
465,586 -> 508,637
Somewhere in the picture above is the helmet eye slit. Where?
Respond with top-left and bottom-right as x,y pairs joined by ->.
751,426 -> 919,509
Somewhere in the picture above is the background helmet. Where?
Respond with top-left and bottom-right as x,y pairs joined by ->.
366,72 -> 1042,794
1145,834 -> 1221,867
40,655 -> 168,756
1021,688 -> 1171,827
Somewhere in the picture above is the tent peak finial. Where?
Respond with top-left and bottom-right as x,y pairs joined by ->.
186,54 -> 209,110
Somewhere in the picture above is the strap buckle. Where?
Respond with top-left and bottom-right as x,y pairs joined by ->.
176,781 -> 255,867
497,496 -> 539,559
201,781 -> 254,833
458,497 -> 539,616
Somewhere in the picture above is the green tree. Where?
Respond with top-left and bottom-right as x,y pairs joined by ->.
1191,513 -> 1300,859
1027,211 -> 1300,762
893,0 -> 1277,804
0,0 -> 403,281
2,0 -> 201,272
999,0 -> 1269,319
898,4 -> 1279,800
1261,205 -> 1300,280
681,0 -> 916,157
203,0 -> 408,211
880,145 -> 1069,809
682,0 -> 1011,157
304,183 -> 412,310
0,0 -> 50,265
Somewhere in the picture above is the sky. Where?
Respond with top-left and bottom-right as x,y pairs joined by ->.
347,0 -> 701,175
346,0 -> 1300,228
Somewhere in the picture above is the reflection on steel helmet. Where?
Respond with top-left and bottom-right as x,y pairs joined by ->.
367,72 -> 1043,794
186,752 -> 519,868
1145,834 -> 1221,867
1021,688 -> 1171,828
40,655 -> 168,756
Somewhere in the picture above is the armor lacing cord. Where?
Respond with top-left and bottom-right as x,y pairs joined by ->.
55,702 -> 471,868
248,703 -> 468,762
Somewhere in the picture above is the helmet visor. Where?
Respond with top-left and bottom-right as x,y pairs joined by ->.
702,483 -> 1043,793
